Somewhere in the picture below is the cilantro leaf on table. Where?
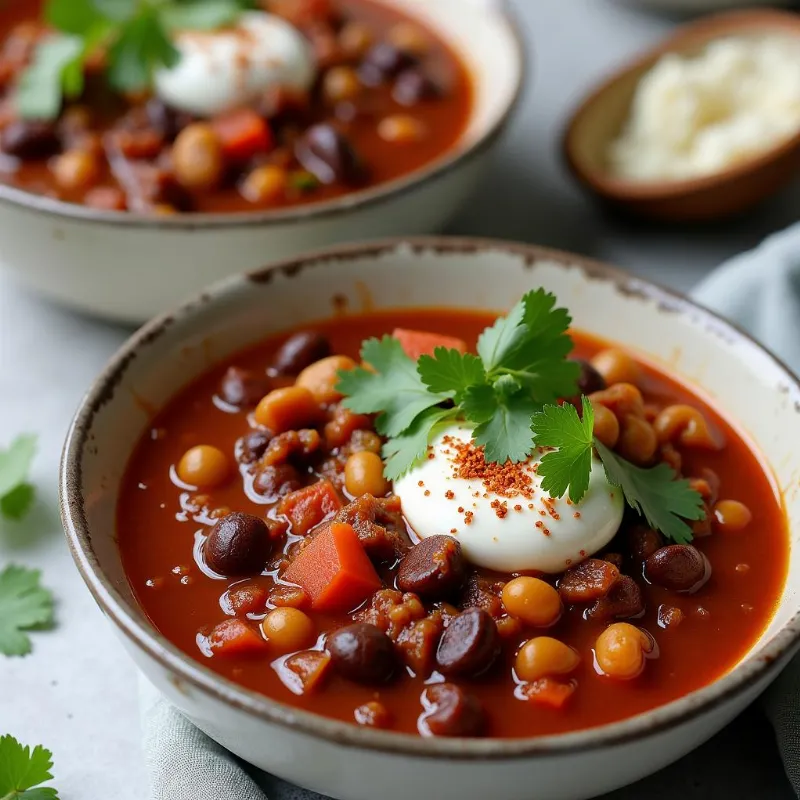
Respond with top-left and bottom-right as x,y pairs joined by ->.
0,735 -> 59,800
337,337 -> 452,438
0,566 -> 54,657
382,407 -> 458,481
0,435 -> 37,522
532,398 -> 594,503
594,440 -> 705,544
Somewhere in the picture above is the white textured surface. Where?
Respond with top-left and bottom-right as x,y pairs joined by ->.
1,1 -> 798,798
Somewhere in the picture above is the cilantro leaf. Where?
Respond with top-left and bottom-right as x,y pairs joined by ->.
382,407 -> 457,481
0,566 -> 54,657
476,296 -> 526,373
337,337 -> 451,438
45,0 -> 107,33
0,435 -> 37,521
160,0 -> 249,31
532,398 -> 595,503
595,440 -> 705,544
0,735 -> 59,800
417,348 -> 485,399
16,36 -> 83,120
471,390 -> 538,464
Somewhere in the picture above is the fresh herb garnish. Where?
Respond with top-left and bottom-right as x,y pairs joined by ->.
18,0 -> 253,120
0,735 -> 59,799
0,565 -> 55,657
0,435 -> 37,521
337,290 -> 706,542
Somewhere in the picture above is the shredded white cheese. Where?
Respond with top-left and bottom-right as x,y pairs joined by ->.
608,36 -> 800,182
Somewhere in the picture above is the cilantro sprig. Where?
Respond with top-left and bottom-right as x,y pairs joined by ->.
337,289 -> 706,543
0,435 -> 38,521
18,0 -> 253,120
0,566 -> 55,657
0,735 -> 59,799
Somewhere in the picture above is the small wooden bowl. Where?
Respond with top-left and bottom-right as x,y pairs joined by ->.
564,10 -> 800,222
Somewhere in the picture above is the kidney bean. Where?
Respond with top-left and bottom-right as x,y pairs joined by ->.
628,526 -> 663,561
295,124 -> 364,185
270,331 -> 332,376
220,367 -> 270,408
253,464 -> 303,501
358,42 -> 416,86
396,535 -> 465,600
645,545 -> 710,592
587,575 -> 644,621
392,68 -> 440,106
436,608 -> 499,677
558,559 -> 619,604
326,622 -> 396,684
204,512 -> 271,577
237,430 -> 273,464
418,683 -> 485,738
573,358 -> 606,396
1,120 -> 59,158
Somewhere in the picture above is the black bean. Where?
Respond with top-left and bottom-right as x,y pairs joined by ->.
294,124 -> 365,185
397,535 -> 465,600
1,121 -> 60,159
237,430 -> 272,464
435,608 -> 499,677
252,464 -> 302,501
645,545 -> 710,592
270,331 -> 332,376
327,623 -> 396,684
418,683 -> 485,738
392,68 -> 440,106
220,367 -> 270,408
358,42 -> 416,86
204,512 -> 271,577
573,358 -> 607,396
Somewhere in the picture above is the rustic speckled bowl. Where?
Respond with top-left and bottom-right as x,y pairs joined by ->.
61,238 -> 800,800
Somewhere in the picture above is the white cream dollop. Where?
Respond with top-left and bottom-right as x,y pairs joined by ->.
394,424 -> 624,574
154,11 -> 316,118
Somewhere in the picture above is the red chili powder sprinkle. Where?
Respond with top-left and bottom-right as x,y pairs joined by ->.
450,528 -> 457,534
424,490 -> 431,497
444,490 -> 455,500
418,481 -> 425,487
535,520 -> 544,529
490,499 -> 509,519
528,503 -> 534,510
573,511 -> 581,519
543,528 -> 550,536
464,511 -> 474,525
457,506 -> 465,514
514,504 -> 522,512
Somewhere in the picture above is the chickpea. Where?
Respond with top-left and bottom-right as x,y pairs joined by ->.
590,348 -> 641,387
653,405 -> 720,449
323,66 -> 362,104
591,402 -> 620,448
261,607 -> 316,654
589,383 -> 645,419
616,414 -> 657,465
296,355 -> 357,405
501,577 -> 562,628
177,445 -> 229,489
378,114 -> 426,144
172,123 -> 224,190
515,637 -> 580,683
713,500 -> 752,534
339,20 -> 373,57
594,622 -> 653,680
345,451 -> 389,497
52,149 -> 99,191
240,165 -> 287,204
387,22 -> 430,55
254,386 -> 320,434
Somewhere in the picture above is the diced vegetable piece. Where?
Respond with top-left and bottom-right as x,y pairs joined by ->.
227,583 -> 269,616
277,480 -> 343,535
280,650 -> 332,695
283,521 -> 381,612
520,677 -> 576,709
391,328 -> 468,361
208,619 -> 268,656
212,109 -> 273,161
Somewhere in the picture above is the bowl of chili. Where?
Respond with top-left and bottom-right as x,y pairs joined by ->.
0,0 -> 524,322
60,237 -> 800,800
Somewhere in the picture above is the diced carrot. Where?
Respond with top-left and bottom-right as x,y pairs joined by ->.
208,619 -> 268,657
277,480 -> 343,536
392,328 -> 468,361
521,678 -> 576,709
280,650 -> 332,695
212,109 -> 273,161
283,521 -> 381,613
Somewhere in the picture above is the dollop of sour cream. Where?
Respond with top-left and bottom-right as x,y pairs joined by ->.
394,424 -> 624,573
154,11 -> 316,118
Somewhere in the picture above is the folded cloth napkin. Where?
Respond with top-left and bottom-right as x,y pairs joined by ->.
141,224 -> 800,800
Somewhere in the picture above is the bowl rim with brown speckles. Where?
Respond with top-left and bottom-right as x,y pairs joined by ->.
60,236 -> 800,759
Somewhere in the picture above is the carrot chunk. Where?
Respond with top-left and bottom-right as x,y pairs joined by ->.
520,678 -> 576,709
283,521 -> 381,612
277,480 -> 343,535
212,109 -> 273,161
208,619 -> 268,656
392,328 -> 468,361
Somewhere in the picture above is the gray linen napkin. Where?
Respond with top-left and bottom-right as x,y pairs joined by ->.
140,224 -> 800,799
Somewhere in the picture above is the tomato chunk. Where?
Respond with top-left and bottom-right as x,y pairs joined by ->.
212,109 -> 273,161
277,480 -> 343,535
283,521 -> 381,612
392,328 -> 468,361
520,678 -> 576,709
208,619 -> 268,656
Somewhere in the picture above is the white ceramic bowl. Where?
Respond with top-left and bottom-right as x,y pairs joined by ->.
0,0 -> 524,324
60,238 -> 800,800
